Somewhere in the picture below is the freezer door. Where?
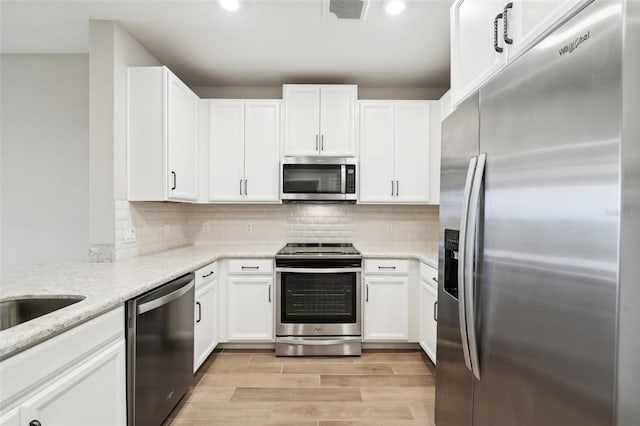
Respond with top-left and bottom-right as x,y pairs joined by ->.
435,93 -> 479,426
474,2 -> 621,425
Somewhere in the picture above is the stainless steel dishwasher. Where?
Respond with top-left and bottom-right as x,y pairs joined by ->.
126,273 -> 194,426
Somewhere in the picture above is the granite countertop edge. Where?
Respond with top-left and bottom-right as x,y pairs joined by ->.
0,244 -> 437,360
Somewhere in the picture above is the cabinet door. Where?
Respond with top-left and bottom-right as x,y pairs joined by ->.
0,409 -> 19,426
244,101 -> 281,202
194,280 -> 218,372
320,85 -> 357,157
283,85 -> 320,156
358,102 -> 396,203
509,0 -> 585,59
228,275 -> 274,341
209,100 -> 245,202
20,340 -> 126,426
421,280 -> 438,364
394,102 -> 431,203
451,0 -> 509,107
167,71 -> 199,201
363,276 -> 409,341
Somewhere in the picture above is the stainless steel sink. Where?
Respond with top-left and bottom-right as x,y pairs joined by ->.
0,296 -> 85,331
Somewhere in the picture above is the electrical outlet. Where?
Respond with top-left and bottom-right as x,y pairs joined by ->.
386,223 -> 393,233
245,222 -> 253,233
163,224 -> 171,237
202,222 -> 211,233
123,221 -> 136,243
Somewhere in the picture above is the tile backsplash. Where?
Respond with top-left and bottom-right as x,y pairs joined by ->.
114,202 -> 439,260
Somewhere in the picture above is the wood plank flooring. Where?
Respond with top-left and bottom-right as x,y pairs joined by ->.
165,349 -> 436,426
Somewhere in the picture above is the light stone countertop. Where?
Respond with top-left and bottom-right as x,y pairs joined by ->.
0,243 -> 438,360
0,244 -> 281,360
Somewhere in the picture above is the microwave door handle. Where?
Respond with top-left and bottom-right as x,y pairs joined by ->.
458,156 -> 477,373
341,165 -> 347,194
465,153 -> 486,381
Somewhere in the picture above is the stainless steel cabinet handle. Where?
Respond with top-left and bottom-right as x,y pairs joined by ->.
29,421 -> 41,426
391,180 -> 394,196
242,266 -> 260,270
240,179 -> 243,195
432,277 -> 439,284
321,134 -> 324,151
503,2 -> 513,45
458,156 -> 478,373
366,284 -> 369,302
494,13 -> 504,53
244,179 -> 248,195
171,171 -> 177,190
378,266 -> 396,270
396,180 -> 399,196
202,271 -> 214,278
268,284 -> 272,302
196,301 -> 202,323
434,301 -> 438,322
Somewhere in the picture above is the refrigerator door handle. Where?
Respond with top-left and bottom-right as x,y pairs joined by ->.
458,156 -> 477,373
465,153 -> 486,381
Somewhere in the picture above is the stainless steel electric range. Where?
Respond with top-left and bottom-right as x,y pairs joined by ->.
275,243 -> 362,356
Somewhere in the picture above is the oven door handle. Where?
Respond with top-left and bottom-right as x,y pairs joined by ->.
277,338 -> 362,346
276,268 -> 362,273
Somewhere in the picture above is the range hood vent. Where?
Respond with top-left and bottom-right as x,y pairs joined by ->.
325,0 -> 370,21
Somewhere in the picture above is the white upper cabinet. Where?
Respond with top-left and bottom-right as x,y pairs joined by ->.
209,101 -> 245,202
128,66 -> 199,202
394,102 -> 431,203
208,100 -> 281,203
359,101 -> 434,204
359,102 -> 396,203
244,101 -> 282,202
451,0 -> 587,107
451,0 -> 508,108
319,86 -> 357,156
283,84 -> 357,157
283,86 -> 320,156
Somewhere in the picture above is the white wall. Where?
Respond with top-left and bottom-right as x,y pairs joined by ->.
89,21 -> 161,261
1,54 -> 89,272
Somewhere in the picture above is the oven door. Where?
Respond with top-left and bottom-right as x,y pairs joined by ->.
276,267 -> 361,336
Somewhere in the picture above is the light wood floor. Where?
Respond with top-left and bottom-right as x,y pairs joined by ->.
165,349 -> 436,426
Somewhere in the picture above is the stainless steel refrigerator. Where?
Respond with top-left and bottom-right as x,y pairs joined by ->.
435,1 -> 640,425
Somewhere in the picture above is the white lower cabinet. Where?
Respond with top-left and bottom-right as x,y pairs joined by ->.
20,341 -> 126,426
0,307 -> 126,426
419,263 -> 438,363
226,259 -> 274,342
194,262 -> 219,372
363,259 -> 409,341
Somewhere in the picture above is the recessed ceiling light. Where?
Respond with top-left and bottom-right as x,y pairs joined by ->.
219,0 -> 240,12
385,0 -> 405,16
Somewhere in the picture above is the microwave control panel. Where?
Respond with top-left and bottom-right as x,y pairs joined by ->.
346,166 -> 356,194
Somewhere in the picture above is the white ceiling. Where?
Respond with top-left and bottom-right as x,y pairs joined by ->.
0,0 -> 453,88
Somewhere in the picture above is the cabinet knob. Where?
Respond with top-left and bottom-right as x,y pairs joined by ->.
29,420 -> 42,426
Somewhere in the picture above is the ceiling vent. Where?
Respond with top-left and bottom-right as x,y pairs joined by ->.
325,0 -> 370,21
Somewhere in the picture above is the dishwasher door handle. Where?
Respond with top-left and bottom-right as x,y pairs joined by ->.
137,279 -> 194,314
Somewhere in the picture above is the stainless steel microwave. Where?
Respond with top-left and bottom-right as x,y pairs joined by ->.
281,157 -> 357,202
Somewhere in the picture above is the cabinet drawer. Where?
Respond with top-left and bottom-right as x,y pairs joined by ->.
420,262 -> 438,290
195,262 -> 217,288
364,259 -> 409,275
228,259 -> 273,274
0,307 -> 124,407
